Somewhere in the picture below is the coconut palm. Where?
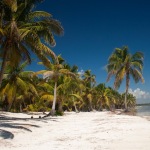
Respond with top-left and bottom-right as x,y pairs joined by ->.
0,0 -> 64,86
83,70 -> 96,88
95,83 -> 115,111
106,46 -> 144,111
64,76 -> 83,112
56,64 -> 81,113
36,56 -> 76,115
121,93 -> 136,109
108,87 -> 122,109
82,70 -> 96,111
0,61 -> 38,111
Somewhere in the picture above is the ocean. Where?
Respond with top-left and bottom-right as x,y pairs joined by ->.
136,105 -> 150,116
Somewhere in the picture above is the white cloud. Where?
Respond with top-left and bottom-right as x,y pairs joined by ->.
78,69 -> 84,75
78,69 -> 84,79
129,88 -> 150,103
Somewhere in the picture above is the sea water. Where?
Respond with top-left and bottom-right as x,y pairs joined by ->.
136,105 -> 150,116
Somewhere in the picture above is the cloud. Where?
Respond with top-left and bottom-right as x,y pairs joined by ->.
78,69 -> 84,79
129,88 -> 150,103
78,69 -> 84,75
129,88 -> 150,99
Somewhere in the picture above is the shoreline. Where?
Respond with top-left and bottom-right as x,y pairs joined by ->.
0,111 -> 150,150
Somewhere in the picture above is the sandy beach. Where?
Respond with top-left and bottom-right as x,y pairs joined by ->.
0,111 -> 150,150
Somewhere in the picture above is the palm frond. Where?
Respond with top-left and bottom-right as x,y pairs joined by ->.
40,94 -> 53,101
114,77 -> 123,89
38,82 -> 53,91
69,94 -> 83,101
43,71 -> 54,79
4,0 -> 17,12
34,70 -> 47,76
131,60 -> 143,71
28,83 -> 38,96
20,71 -> 34,79
106,70 -> 115,82
130,68 -> 144,83
0,28 -> 4,35
19,29 -> 31,40
132,52 -> 144,60
16,77 -> 28,92
59,69 -> 76,79
28,11 -> 52,20
45,19 -> 64,36
40,44 -> 58,63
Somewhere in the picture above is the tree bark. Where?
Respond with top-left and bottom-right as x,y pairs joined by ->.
58,100 -> 63,113
125,73 -> 129,111
51,81 -> 57,115
72,96 -> 79,113
89,100 -> 93,111
74,101 -> 79,113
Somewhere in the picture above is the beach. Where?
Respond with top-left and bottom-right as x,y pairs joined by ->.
0,111 -> 150,150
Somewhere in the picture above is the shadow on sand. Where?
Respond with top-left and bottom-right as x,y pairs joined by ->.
0,114 -> 41,139
0,113 -> 59,139
0,129 -> 14,139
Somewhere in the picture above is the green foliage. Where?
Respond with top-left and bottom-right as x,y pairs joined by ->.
106,46 -> 144,89
0,2 -> 141,114
106,46 -> 144,110
27,102 -> 50,112
55,110 -> 64,116
0,0 -> 64,87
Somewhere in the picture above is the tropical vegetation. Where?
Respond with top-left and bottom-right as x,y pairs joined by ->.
106,46 -> 144,111
0,1 -> 144,115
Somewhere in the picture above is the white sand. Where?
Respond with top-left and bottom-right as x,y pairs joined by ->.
0,111 -> 150,150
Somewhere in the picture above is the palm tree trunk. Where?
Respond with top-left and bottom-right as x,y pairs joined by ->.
71,91 -> 79,113
125,73 -> 129,111
0,50 -> 8,86
98,100 -> 103,111
58,99 -> 63,113
74,102 -> 79,113
124,91 -> 127,110
89,100 -> 93,111
73,97 -> 79,113
51,81 -> 57,115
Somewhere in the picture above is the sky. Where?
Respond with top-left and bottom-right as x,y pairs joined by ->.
27,0 -> 150,103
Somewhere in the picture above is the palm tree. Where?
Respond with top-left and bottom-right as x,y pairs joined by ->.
82,70 -> 96,111
106,46 -> 144,111
64,76 -> 83,112
95,83 -> 115,111
56,64 -> 81,113
0,61 -> 38,111
83,70 -> 96,88
108,87 -> 122,109
36,56 -> 76,115
121,93 -> 136,109
0,0 -> 64,86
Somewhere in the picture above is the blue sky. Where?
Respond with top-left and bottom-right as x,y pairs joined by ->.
27,0 -> 150,103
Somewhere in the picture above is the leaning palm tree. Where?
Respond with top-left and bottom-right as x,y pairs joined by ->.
106,46 -> 144,111
0,0 -> 64,86
36,56 -> 76,115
